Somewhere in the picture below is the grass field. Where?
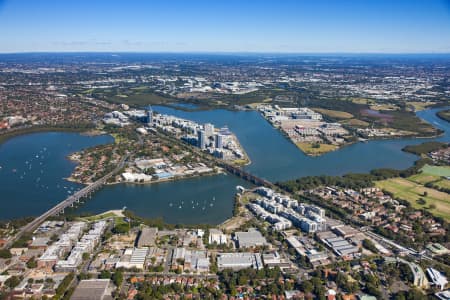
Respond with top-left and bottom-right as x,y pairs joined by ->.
346,97 -> 376,105
296,142 -> 339,156
420,164 -> 450,177
78,210 -> 127,226
376,177 -> 450,220
111,133 -> 125,144
408,173 -> 442,185
434,179 -> 450,190
339,118 -> 370,127
407,101 -> 437,111
79,212 -> 117,222
370,103 -> 400,111
437,109 -> 450,123
311,108 -> 354,119
110,91 -> 176,106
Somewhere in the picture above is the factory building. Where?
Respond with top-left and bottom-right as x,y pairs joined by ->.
234,229 -> 267,249
217,253 -> 263,271
71,279 -> 113,300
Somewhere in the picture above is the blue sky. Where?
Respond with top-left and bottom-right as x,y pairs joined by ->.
0,0 -> 449,53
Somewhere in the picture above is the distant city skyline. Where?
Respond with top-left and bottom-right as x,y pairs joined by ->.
0,0 -> 450,53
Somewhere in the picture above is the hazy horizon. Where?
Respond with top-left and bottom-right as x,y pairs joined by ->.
1,0 -> 450,53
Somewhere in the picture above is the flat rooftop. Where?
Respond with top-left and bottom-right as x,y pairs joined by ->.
70,279 -> 111,300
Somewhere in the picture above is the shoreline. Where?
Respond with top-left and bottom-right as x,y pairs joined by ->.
436,110 -> 450,123
65,167 -> 226,186
0,125 -> 97,146
260,110 -> 445,157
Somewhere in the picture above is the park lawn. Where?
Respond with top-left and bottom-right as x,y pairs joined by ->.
296,142 -> 339,156
346,97 -> 375,105
407,101 -> 436,111
311,108 -> 354,119
437,109 -> 450,123
78,211 -> 118,222
339,118 -> 370,128
434,179 -> 450,190
370,103 -> 400,111
376,177 -> 450,221
130,86 -> 151,91
420,164 -> 450,177
232,159 -> 250,166
408,173 -> 441,185
111,133 -> 129,144
79,210 -> 127,225
110,91 -> 175,106
81,88 -> 95,94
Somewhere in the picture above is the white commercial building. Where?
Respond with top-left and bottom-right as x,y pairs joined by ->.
217,253 -> 263,271
208,229 -> 227,245
427,268 -> 448,291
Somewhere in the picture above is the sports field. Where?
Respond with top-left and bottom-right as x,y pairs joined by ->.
408,165 -> 450,190
420,164 -> 450,177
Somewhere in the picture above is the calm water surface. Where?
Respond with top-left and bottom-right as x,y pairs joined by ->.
152,106 -> 450,182
1,107 -> 449,224
0,132 -> 113,220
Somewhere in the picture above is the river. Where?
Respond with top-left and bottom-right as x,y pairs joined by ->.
1,107 -> 449,224
0,132 -> 113,220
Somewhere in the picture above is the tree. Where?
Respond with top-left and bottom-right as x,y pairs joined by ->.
416,198 -> 426,205
0,249 -> 11,259
300,280 -> 314,293
394,293 -> 406,300
26,256 -> 37,269
112,223 -> 129,234
5,276 -> 21,289
78,273 -> 90,280
99,270 -> 111,279
406,288 -> 427,300
55,273 -> 74,297
113,270 -> 124,287
365,283 -> 381,298
362,239 -> 378,253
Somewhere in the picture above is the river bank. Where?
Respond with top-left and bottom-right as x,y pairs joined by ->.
437,109 -> 450,123
1,106 -> 449,223
0,124 -> 96,145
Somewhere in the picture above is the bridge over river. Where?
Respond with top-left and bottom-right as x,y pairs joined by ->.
2,154 -> 129,249
3,129 -> 277,249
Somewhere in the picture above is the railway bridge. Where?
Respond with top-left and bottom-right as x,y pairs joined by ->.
217,162 -> 274,188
